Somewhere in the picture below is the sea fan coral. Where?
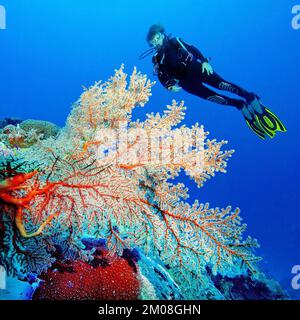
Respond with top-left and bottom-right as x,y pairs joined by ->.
0,65 -> 261,299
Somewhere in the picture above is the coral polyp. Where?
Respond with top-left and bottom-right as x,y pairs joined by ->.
0,66 -> 277,300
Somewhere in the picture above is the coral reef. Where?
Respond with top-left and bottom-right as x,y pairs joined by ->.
0,142 -> 14,157
19,119 -> 60,140
0,118 -> 23,130
137,252 -> 184,300
0,65 -> 280,300
207,267 -> 286,300
0,119 -> 60,149
0,124 -> 40,148
32,257 -> 140,300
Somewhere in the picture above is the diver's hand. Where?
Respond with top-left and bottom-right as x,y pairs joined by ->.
168,85 -> 182,92
202,62 -> 213,75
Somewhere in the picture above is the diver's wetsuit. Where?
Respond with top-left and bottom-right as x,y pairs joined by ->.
153,36 -> 254,109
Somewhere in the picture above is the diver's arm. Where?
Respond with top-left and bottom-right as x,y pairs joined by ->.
176,37 -> 209,63
157,71 -> 180,90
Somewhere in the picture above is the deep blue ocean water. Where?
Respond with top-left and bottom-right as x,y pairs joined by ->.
1,0 -> 299,296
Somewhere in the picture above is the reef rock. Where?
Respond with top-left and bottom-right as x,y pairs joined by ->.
0,118 -> 23,129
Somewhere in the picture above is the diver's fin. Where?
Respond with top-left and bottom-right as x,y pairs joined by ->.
245,116 -> 266,139
259,104 -> 287,133
240,104 -> 266,139
249,99 -> 287,138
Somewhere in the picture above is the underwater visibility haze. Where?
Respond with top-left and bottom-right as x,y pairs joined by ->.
0,0 -> 299,300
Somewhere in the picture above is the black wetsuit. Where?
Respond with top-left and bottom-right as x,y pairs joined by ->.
153,36 -> 254,109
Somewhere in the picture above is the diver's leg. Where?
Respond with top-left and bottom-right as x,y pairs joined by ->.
201,71 -> 255,102
180,80 -> 245,109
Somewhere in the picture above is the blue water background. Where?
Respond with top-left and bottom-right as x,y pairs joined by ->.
1,0 -> 299,294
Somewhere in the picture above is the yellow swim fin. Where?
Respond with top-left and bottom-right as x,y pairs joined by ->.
243,98 -> 287,139
240,103 -> 266,139
254,105 -> 287,138
244,116 -> 266,139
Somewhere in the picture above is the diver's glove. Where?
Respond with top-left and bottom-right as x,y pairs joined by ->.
202,62 -> 213,75
168,85 -> 182,92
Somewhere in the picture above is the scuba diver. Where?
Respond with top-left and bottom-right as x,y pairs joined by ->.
140,25 -> 286,139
